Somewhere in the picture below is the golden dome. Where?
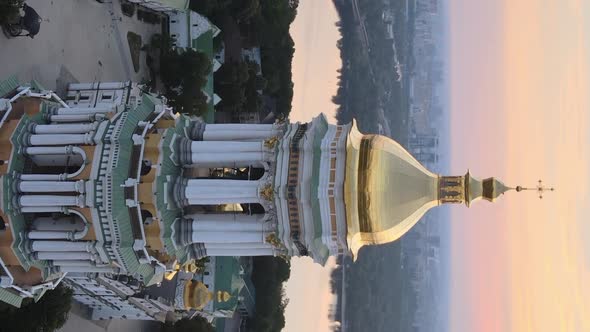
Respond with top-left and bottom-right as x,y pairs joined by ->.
345,122 -> 439,258
183,281 -> 212,310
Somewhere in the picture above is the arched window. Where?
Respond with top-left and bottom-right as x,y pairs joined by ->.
141,210 -> 153,225
140,160 -> 152,176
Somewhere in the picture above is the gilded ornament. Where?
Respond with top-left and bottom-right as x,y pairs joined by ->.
264,136 -> 280,149
259,184 -> 274,201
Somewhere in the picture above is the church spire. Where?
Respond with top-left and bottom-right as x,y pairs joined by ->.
438,173 -> 555,205
515,180 -> 555,199
438,171 -> 515,206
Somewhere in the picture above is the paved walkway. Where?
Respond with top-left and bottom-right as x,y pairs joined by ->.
0,0 -> 161,94
58,312 -> 161,332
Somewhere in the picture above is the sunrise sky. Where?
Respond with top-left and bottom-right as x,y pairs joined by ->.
449,0 -> 590,331
287,0 -> 590,331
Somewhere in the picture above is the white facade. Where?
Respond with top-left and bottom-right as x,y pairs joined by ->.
66,276 -> 170,321
65,82 -> 142,109
169,11 -> 220,49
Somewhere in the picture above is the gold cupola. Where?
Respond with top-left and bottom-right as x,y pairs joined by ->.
183,280 -> 213,310
345,122 -> 440,258
343,121 -> 533,259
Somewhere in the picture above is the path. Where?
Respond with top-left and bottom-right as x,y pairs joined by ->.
0,0 -> 160,93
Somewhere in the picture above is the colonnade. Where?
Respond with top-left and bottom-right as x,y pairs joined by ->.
28,239 -> 115,273
16,106 -> 113,272
175,122 -> 283,257
180,214 -> 276,257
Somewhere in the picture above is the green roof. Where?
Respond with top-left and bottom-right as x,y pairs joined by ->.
0,75 -> 19,98
192,30 -> 214,56
109,94 -> 165,280
0,288 -> 24,308
155,119 -> 187,256
159,0 -> 189,11
213,257 -> 244,311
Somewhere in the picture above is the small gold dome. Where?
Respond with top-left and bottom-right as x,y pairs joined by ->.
183,281 -> 212,310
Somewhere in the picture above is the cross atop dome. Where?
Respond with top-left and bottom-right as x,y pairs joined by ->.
516,180 -> 555,199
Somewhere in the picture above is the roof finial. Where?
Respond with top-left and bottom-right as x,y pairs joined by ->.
515,180 -> 555,199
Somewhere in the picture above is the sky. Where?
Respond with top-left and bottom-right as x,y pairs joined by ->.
284,1 -> 341,332
288,0 -> 590,331
448,0 -> 590,331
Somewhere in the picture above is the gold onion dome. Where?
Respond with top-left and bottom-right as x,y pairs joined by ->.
345,122 -> 439,258
343,121 -> 548,258
183,281 -> 212,310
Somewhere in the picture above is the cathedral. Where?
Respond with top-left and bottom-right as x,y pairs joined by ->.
0,78 -> 522,313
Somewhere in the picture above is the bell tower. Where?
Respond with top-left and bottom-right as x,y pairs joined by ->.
438,175 -> 466,204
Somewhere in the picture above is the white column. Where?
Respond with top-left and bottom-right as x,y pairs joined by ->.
190,152 -> 265,167
184,180 -> 260,205
27,231 -> 73,240
206,124 -> 276,131
19,195 -> 83,207
203,130 -> 276,141
32,123 -> 97,134
20,174 -> 63,181
187,179 -> 260,187
52,260 -> 94,267
31,241 -> 91,252
191,231 -> 264,243
24,146 -> 84,156
190,141 -> 263,153
18,180 -> 85,193
21,206 -> 67,213
28,133 -> 94,146
55,107 -> 112,115
206,248 -> 274,256
35,251 -> 93,260
190,214 -> 267,232
49,114 -> 94,123
204,242 -> 273,249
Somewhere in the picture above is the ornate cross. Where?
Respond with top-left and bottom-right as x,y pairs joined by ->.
515,180 -> 555,199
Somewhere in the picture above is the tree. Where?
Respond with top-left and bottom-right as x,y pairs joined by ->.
214,61 -> 262,114
160,49 -> 212,116
0,0 -> 23,25
161,317 -> 214,332
0,284 -> 73,332
248,256 -> 291,332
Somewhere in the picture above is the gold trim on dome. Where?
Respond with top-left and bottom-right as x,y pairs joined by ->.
348,200 -> 439,259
